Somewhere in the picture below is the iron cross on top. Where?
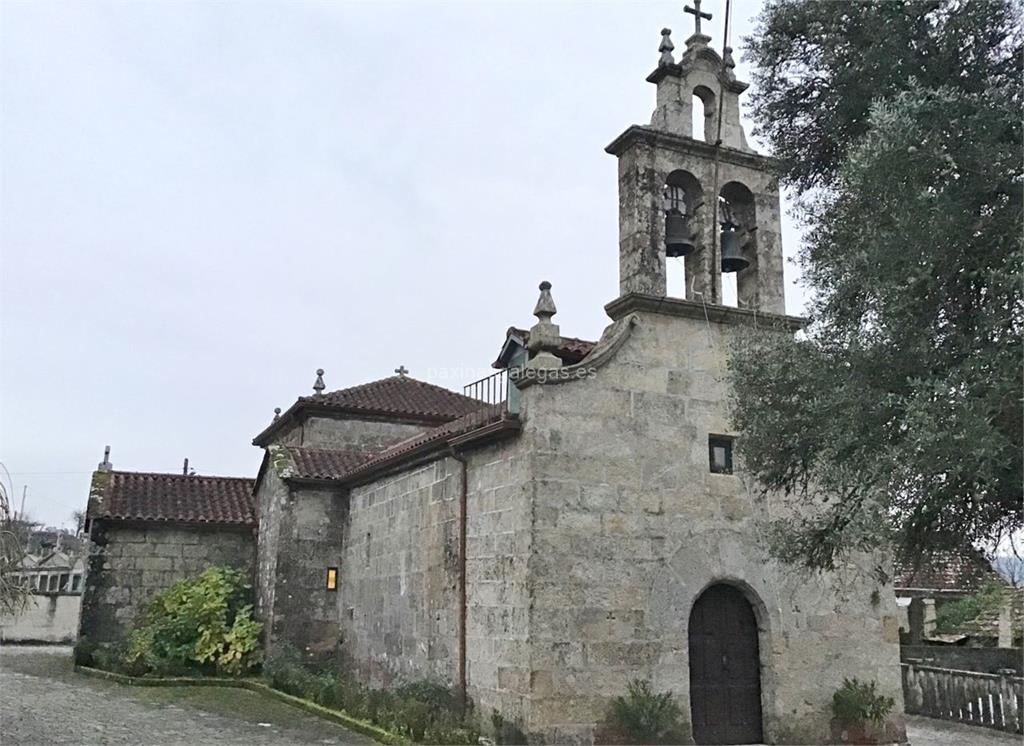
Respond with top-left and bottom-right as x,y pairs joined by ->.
684,0 -> 713,35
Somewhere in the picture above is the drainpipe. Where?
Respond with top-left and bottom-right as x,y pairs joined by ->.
449,447 -> 469,710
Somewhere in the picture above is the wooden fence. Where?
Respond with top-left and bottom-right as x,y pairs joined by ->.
902,661 -> 1024,733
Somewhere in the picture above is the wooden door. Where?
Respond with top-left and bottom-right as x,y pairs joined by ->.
688,584 -> 764,744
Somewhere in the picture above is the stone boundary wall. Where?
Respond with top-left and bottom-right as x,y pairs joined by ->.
79,522 -> 255,645
0,593 -> 82,643
901,645 -> 1023,675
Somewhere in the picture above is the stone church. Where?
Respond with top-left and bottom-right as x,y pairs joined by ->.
81,18 -> 907,746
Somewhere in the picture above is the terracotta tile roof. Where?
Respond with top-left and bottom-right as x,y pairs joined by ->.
894,551 -> 1000,593
492,327 -> 596,368
89,471 -> 255,527
339,404 -> 514,483
285,447 -> 376,480
254,375 -> 486,446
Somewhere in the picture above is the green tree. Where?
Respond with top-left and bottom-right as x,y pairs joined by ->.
744,0 -> 1022,192
729,1 -> 1022,570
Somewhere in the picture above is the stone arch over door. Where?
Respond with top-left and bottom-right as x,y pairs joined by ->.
688,583 -> 764,744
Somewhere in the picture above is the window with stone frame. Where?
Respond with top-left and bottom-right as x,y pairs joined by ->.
709,435 -> 734,474
71,574 -> 82,592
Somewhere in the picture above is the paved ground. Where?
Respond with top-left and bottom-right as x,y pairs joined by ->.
904,714 -> 1022,746
2,647 -> 1021,745
1,646 -> 374,745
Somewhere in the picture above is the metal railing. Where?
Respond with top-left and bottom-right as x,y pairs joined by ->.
463,369 -> 508,408
902,661 -> 1024,733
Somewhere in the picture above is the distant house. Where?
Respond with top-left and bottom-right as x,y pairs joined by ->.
1,550 -> 87,643
894,551 -> 1013,646
11,550 -> 86,594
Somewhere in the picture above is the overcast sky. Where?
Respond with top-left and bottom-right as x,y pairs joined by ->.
1,0 -> 805,529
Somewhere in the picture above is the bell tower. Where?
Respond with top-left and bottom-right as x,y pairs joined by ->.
605,6 -> 785,314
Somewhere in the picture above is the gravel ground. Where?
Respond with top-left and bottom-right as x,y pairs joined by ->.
3,646 -> 1021,745
0,646 -> 374,746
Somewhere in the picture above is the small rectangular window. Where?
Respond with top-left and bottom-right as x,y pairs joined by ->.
71,574 -> 82,592
48,574 -> 59,592
326,567 -> 338,591
709,435 -> 734,474
59,573 -> 70,591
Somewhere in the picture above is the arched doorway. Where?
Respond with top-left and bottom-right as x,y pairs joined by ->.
688,584 -> 763,744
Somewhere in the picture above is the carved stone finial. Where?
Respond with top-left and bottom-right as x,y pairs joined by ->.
533,281 -> 557,321
313,368 -> 325,395
658,28 -> 675,67
97,445 -> 112,472
273,407 -> 281,421
723,45 -> 736,71
394,365 -> 409,377
526,281 -> 562,370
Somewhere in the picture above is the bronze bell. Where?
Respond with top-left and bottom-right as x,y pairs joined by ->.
665,211 -> 696,257
720,229 -> 750,273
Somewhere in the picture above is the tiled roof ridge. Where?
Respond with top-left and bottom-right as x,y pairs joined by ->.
299,374 -> 482,404
105,469 -> 254,483
254,374 -> 487,446
339,404 -> 512,482
91,469 -> 256,527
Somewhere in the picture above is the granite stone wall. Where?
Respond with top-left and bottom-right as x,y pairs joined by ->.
270,417 -> 427,450
79,522 -> 255,645
254,415 -> 429,657
336,439 -> 532,713
509,308 -> 906,744
340,459 -> 462,687
264,483 -> 347,657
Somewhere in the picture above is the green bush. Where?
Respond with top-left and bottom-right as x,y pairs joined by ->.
491,709 -> 528,745
831,678 -> 895,727
603,679 -> 686,745
262,644 -> 479,744
123,566 -> 262,676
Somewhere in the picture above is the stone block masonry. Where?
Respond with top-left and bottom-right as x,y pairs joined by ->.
79,523 -> 255,645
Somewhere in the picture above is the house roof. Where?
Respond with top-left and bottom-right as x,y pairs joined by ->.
284,447 -> 376,480
254,375 -> 486,446
88,471 -> 256,528
957,587 -> 1024,639
894,550 -> 1001,594
282,404 -> 517,486
492,327 -> 596,369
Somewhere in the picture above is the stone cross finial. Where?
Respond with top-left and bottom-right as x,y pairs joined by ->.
394,365 -> 409,377
97,445 -> 112,472
273,407 -> 281,421
658,28 -> 675,66
684,0 -> 712,35
526,281 -> 562,370
313,368 -> 325,395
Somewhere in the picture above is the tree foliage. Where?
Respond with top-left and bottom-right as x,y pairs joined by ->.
0,480 -> 29,616
745,0 -> 1023,193
730,0 -> 1022,570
